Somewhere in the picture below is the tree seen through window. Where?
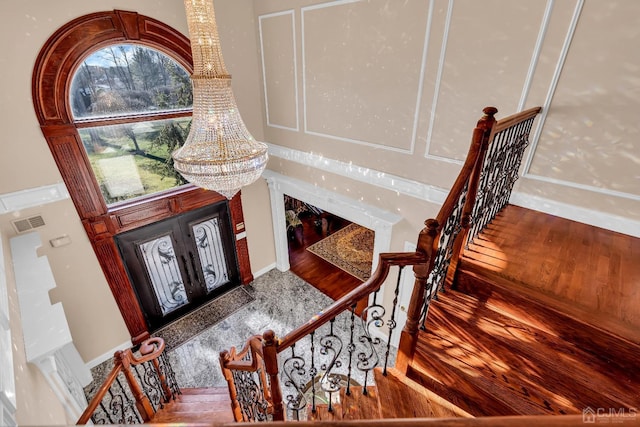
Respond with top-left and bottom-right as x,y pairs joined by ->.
70,44 -> 193,204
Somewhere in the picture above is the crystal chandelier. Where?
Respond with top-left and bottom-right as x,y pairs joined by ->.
173,0 -> 268,199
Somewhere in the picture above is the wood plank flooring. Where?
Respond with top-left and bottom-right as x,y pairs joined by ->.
407,204 -> 640,417
288,214 -> 364,301
460,204 -> 640,342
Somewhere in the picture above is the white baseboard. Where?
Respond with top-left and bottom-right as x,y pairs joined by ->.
252,263 -> 277,279
86,340 -> 131,369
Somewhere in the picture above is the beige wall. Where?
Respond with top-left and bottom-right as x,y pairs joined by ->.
0,0 -> 270,424
1,0 -> 638,423
255,0 -> 640,230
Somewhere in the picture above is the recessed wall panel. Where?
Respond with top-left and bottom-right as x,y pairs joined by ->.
529,1 -> 640,196
302,0 -> 429,152
427,0 -> 546,160
260,11 -> 298,130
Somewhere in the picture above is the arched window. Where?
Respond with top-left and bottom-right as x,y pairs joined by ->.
32,10 -> 253,343
70,44 -> 192,205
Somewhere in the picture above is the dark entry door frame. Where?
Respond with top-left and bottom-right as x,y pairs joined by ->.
116,202 -> 240,331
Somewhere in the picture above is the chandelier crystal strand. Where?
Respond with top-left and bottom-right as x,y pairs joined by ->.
173,0 -> 268,199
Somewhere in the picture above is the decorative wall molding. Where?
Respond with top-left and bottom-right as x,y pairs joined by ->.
266,142 -> 448,205
518,0 -> 554,110
0,183 -> 69,215
300,0 -> 423,154
522,0 -> 584,176
258,9 -> 299,131
424,0 -> 458,164
267,143 -> 640,237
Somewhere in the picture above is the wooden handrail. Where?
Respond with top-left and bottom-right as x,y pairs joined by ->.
491,106 -> 542,135
77,362 -> 124,424
221,335 -> 264,371
277,251 -> 426,352
76,337 -> 173,425
231,414 -> 633,427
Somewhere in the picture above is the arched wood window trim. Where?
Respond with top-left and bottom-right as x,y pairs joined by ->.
32,10 -> 253,344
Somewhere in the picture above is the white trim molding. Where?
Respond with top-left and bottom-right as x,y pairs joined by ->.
263,169 -> 402,273
258,9 -> 299,132
0,183 -> 69,214
266,143 -> 640,237
266,143 -> 448,205
263,170 -> 403,344
510,191 -> 640,238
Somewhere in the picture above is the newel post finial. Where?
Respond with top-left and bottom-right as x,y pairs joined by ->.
478,106 -> 498,129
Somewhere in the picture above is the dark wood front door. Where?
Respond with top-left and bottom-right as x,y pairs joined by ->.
116,201 -> 239,331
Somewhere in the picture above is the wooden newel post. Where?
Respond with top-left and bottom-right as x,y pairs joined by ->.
117,351 -> 155,422
139,339 -> 172,403
396,219 -> 438,373
219,350 -> 244,422
262,330 -> 285,421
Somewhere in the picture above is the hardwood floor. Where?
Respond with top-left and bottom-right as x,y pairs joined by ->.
288,213 -> 365,302
460,204 -> 640,342
407,204 -> 640,417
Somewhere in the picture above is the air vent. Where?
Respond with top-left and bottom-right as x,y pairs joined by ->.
11,215 -> 46,234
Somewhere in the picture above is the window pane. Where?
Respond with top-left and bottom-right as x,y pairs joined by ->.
70,45 -> 192,119
78,118 -> 191,205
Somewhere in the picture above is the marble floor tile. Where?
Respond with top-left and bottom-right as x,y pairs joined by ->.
168,269 -> 398,394
84,269 -> 399,406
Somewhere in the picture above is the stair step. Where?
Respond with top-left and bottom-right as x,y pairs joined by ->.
307,403 -> 343,421
410,288 -> 640,416
374,367 -> 472,419
456,268 -> 640,374
341,385 -> 381,420
150,387 -> 234,424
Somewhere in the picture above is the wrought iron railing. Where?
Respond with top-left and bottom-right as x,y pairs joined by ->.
219,106 -> 541,422
77,337 -> 180,424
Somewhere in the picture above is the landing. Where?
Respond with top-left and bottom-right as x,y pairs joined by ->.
460,204 -> 640,343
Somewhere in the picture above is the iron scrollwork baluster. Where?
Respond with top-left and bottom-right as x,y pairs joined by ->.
231,362 -> 270,422
358,304 -> 384,395
345,305 -> 357,396
384,266 -> 403,374
282,343 -> 308,420
319,318 -> 343,411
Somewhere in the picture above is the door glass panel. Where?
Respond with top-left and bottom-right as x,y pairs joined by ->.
139,234 -> 188,315
191,217 -> 230,292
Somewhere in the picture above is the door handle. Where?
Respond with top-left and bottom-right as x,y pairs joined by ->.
181,255 -> 193,291
189,252 -> 200,285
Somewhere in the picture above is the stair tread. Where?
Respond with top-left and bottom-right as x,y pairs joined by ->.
341,385 -> 381,420
456,267 -> 640,371
307,403 -> 343,421
150,389 -> 234,424
412,289 -> 640,416
179,387 -> 229,395
437,289 -> 640,390
374,367 -> 471,419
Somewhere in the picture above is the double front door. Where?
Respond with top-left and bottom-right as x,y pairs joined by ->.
116,202 -> 239,331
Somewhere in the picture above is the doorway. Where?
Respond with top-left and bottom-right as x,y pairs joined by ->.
116,201 -> 240,331
284,195 -> 367,301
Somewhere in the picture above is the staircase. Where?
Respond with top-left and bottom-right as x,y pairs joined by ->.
306,367 -> 472,421
79,107 -> 640,426
150,388 -> 235,424
406,205 -> 640,417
